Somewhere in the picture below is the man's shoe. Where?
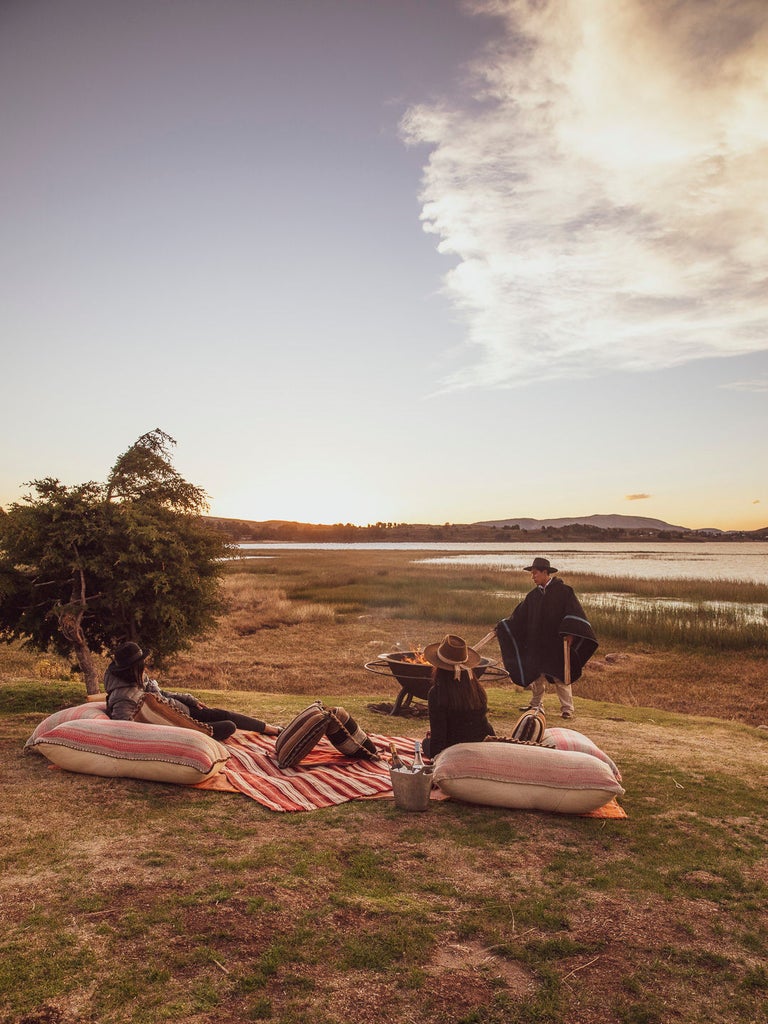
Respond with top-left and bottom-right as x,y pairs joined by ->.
561,710 -> 574,720
518,705 -> 534,712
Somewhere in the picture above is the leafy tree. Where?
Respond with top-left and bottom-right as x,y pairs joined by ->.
0,429 -> 230,694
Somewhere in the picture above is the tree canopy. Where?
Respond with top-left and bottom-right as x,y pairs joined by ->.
0,429 -> 230,692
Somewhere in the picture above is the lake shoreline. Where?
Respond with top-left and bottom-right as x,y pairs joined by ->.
236,540 -> 768,585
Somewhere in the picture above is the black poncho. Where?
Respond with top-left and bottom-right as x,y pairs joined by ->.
496,577 -> 598,689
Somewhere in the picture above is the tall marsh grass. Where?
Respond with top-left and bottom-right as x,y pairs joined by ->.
583,596 -> 768,651
225,573 -> 336,633
271,561 -> 768,653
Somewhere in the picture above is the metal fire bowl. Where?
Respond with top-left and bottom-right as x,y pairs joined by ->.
364,651 -> 508,715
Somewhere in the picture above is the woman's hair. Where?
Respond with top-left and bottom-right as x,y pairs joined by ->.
430,666 -> 488,712
112,662 -> 146,686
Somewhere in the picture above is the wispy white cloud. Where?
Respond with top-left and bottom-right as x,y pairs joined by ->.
719,378 -> 768,392
402,0 -> 768,389
626,493 -> 651,501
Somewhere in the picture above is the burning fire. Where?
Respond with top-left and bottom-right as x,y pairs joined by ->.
401,645 -> 428,665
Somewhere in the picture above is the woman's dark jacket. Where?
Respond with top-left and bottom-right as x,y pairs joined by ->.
425,685 -> 495,759
496,577 -> 597,689
104,668 -> 200,721
103,669 -> 268,734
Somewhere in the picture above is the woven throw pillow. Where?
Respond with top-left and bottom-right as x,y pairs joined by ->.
433,741 -> 624,814
541,727 -> 622,781
326,706 -> 378,759
132,692 -> 213,736
274,701 -> 331,768
510,708 -> 546,744
26,719 -> 230,785
25,702 -> 110,748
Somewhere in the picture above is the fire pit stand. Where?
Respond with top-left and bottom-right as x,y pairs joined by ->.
365,652 -> 509,716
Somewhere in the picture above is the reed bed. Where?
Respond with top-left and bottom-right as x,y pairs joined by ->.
566,572 -> 768,604
583,595 -> 768,651
273,557 -> 768,654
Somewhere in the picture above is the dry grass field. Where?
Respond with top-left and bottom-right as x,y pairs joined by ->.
174,550 -> 768,726
1,549 -> 766,1024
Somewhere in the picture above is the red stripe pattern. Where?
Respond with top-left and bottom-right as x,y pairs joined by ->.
32,718 -> 230,773
204,732 -> 418,812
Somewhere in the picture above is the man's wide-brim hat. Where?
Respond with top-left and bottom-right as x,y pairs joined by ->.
112,642 -> 151,671
524,557 -> 558,574
423,634 -> 482,671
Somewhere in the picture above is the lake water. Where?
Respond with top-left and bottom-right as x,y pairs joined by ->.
238,541 -> 768,585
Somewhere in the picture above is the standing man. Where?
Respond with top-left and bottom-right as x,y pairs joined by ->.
496,557 -> 598,720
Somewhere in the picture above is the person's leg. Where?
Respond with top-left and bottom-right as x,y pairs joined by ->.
526,675 -> 546,711
192,706 -> 267,733
209,720 -> 237,742
553,682 -> 575,718
210,708 -> 267,733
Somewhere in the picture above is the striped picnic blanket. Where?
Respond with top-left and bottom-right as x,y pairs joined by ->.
195,731 -> 416,812
195,730 -> 626,818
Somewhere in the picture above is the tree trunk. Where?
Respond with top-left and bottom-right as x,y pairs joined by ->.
71,630 -> 101,695
56,564 -> 102,695
57,609 -> 101,694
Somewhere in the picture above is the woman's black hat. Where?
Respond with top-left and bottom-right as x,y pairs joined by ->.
112,642 -> 151,671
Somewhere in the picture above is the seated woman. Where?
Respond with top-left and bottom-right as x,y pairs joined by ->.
104,642 -> 281,743
422,634 -> 495,759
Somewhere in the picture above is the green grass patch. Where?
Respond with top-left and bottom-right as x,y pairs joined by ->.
339,916 -> 434,970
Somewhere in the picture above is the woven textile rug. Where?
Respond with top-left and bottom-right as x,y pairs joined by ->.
195,731 -> 415,812
195,731 -> 627,818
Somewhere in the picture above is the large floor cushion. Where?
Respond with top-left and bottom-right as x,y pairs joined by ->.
541,727 -> 622,781
25,702 -> 110,746
432,742 -> 625,814
26,718 -> 230,785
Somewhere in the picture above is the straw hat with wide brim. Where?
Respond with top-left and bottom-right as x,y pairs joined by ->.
423,634 -> 482,675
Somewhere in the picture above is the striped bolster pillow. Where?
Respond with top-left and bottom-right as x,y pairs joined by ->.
326,707 -> 378,759
274,702 -> 331,768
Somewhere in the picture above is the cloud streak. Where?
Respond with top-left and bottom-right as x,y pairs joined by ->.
719,379 -> 768,392
402,0 -> 768,389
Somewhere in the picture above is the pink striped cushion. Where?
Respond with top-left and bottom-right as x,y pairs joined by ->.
25,702 -> 109,747
433,742 -> 625,814
27,719 -> 230,785
541,728 -> 622,781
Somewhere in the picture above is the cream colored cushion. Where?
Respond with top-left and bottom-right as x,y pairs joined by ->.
27,718 -> 230,785
433,742 -> 625,814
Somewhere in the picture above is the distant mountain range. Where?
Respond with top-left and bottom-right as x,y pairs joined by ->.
207,514 -> 766,540
474,514 -> 693,532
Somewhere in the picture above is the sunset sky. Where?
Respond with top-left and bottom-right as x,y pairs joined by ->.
2,0 -> 766,531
